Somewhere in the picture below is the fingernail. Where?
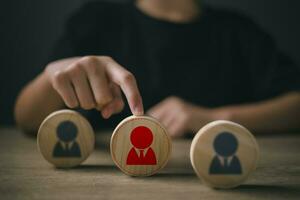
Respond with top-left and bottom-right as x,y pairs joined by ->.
102,108 -> 112,119
134,106 -> 144,116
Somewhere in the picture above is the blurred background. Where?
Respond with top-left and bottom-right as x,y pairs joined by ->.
1,0 -> 300,126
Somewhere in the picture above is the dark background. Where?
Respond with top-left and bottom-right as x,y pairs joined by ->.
1,0 -> 300,126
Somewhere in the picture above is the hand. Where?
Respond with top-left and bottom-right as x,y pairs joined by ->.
45,56 -> 144,118
147,96 -> 215,138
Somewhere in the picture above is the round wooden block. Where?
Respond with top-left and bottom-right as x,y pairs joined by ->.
110,115 -> 172,176
190,120 -> 259,189
37,110 -> 95,168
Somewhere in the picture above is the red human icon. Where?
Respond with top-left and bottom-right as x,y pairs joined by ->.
126,126 -> 157,165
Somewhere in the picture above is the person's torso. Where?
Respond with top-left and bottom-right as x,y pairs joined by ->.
70,2 -> 254,128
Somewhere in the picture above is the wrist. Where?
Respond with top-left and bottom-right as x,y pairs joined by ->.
187,106 -> 214,133
41,69 -> 65,106
210,107 -> 233,122
188,106 -> 233,134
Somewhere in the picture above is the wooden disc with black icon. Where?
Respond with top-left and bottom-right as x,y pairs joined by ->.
190,120 -> 259,189
38,110 -> 95,168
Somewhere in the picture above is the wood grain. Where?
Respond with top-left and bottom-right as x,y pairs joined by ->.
190,120 -> 259,189
0,128 -> 299,200
37,110 -> 95,168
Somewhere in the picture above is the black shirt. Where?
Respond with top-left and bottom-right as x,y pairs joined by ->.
48,1 -> 300,129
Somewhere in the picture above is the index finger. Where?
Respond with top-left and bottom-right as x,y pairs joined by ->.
104,60 -> 144,116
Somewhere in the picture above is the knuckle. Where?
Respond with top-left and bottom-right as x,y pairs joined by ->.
87,63 -> 100,75
169,96 -> 177,100
67,64 -> 83,77
168,96 -> 181,105
80,56 -> 98,65
174,97 -> 182,104
52,71 -> 67,88
121,72 -> 135,85
98,56 -> 114,69
99,55 -> 113,62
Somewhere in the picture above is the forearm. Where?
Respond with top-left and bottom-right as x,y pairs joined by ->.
14,71 -> 64,133
213,92 -> 300,133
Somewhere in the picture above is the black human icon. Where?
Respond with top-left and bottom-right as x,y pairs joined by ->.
209,132 -> 242,174
53,121 -> 81,158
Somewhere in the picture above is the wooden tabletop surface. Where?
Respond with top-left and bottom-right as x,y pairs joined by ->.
0,128 -> 299,200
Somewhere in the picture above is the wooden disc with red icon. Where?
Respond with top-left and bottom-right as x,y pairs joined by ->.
110,115 -> 171,176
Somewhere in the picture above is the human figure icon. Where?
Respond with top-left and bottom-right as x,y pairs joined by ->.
126,126 -> 157,165
53,120 -> 81,158
209,132 -> 242,174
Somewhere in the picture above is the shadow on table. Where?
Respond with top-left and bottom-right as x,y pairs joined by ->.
219,184 -> 300,198
143,170 -> 198,181
56,165 -> 198,180
95,141 -> 110,151
55,164 -> 118,172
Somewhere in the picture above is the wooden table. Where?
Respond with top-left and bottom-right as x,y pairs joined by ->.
0,128 -> 299,200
